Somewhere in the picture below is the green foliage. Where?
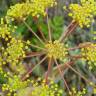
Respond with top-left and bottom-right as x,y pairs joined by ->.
0,0 -> 96,96
49,16 -> 64,40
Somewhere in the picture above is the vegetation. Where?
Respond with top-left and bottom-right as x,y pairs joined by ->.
0,0 -> 96,96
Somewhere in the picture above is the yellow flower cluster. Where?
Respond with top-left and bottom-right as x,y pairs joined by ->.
0,18 -> 16,40
0,47 -> 6,67
0,56 -> 3,67
69,87 -> 86,96
2,77 -> 63,96
28,0 -> 57,17
0,18 -> 28,70
92,31 -> 96,40
81,43 -> 96,69
7,3 -> 32,20
5,38 -> 26,65
2,75 -> 29,96
0,17 -> 29,71
93,87 -> 96,94
68,0 -> 96,27
45,40 -> 68,60
31,78 -> 63,96
7,0 -> 57,20
0,68 -> 8,80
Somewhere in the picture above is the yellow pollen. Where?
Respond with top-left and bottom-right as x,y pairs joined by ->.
67,0 -> 96,27
45,40 -> 68,60
81,43 -> 96,69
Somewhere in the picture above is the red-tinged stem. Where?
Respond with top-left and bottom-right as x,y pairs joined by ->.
68,42 -> 92,51
64,22 -> 78,38
21,56 -> 47,81
23,20 -> 45,45
54,59 -> 71,93
53,61 -> 96,88
45,57 -> 53,84
33,17 -> 47,42
66,63 -> 93,85
69,55 -> 83,59
59,20 -> 78,42
24,52 -> 45,58
18,52 -> 44,60
38,26 -> 48,42
47,14 -> 52,41
53,61 -> 74,72
23,40 -> 46,51
59,20 -> 75,41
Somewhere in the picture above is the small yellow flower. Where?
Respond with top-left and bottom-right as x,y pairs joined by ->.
31,79 -> 63,96
7,0 -> 57,20
93,87 -> 96,94
81,43 -> 96,69
0,18 -> 15,40
68,0 -> 96,27
5,38 -> 26,65
45,40 -> 68,60
7,3 -> 32,20
2,75 -> 29,96
70,87 -> 86,96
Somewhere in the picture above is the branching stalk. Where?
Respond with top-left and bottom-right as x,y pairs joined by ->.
22,56 -> 47,81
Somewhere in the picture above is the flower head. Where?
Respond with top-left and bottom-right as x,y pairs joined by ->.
31,78 -> 63,96
69,87 -> 86,96
68,0 -> 96,27
5,38 -> 26,65
0,18 -> 16,40
2,75 -> 29,96
7,0 -> 57,20
7,3 -> 32,20
81,43 -> 96,69
2,77 -> 63,96
45,40 -> 68,60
